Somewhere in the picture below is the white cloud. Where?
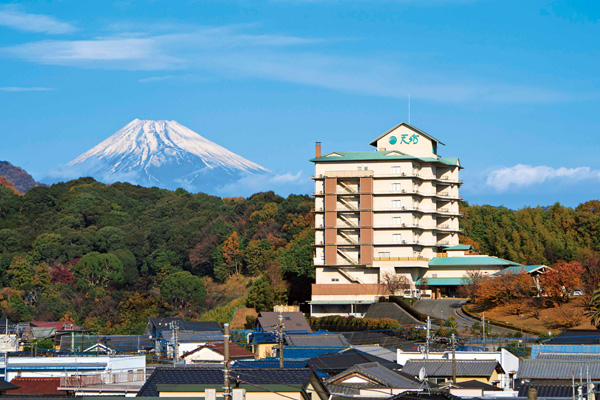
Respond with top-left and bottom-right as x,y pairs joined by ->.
0,6 -> 75,34
0,22 -> 582,103
486,164 -> 600,191
215,171 -> 308,196
0,86 -> 53,92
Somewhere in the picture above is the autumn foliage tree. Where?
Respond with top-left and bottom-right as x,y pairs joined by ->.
471,270 -> 535,309
220,231 -> 243,277
540,260 -> 584,305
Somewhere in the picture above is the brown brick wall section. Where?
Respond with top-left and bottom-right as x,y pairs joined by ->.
324,177 -> 337,194
324,228 -> 337,244
360,244 -> 373,265
324,246 -> 337,265
312,284 -> 385,296
324,211 -> 337,227
360,176 -> 373,192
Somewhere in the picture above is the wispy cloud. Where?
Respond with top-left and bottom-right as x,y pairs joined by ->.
486,164 -> 600,192
0,22 -> 583,103
215,171 -> 308,196
0,5 -> 76,34
0,86 -> 53,92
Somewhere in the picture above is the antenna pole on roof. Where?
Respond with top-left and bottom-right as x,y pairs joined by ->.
278,311 -> 284,369
408,89 -> 411,125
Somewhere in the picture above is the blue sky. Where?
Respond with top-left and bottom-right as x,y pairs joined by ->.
0,0 -> 599,208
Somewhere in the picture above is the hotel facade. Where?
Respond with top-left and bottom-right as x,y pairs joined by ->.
309,123 -> 521,317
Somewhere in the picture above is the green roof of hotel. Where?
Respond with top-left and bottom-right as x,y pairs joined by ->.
416,277 -> 464,286
443,244 -> 473,251
429,256 -> 521,267
310,150 -> 460,166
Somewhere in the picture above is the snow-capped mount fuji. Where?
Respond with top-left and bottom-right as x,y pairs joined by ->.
65,119 -> 269,192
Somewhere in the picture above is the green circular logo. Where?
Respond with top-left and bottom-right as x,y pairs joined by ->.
389,136 -> 397,145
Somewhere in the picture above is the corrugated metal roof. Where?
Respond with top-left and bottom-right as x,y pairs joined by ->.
402,360 -> 502,378
537,353 -> 600,361
518,359 -> 600,379
310,151 -> 459,167
443,245 -> 472,251
429,256 -> 521,267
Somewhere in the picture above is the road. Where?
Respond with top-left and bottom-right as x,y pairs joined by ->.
413,298 -> 533,338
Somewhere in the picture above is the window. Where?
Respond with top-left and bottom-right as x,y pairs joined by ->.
392,217 -> 402,226
392,200 -> 402,209
392,166 -> 401,174
393,234 -> 402,242
378,252 -> 390,258
331,278 -> 340,282
391,183 -> 401,192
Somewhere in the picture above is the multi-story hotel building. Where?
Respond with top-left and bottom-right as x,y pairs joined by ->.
309,122 -> 522,317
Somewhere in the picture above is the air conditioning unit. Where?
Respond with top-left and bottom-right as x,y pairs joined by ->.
402,223 -> 406,227
401,189 -> 406,193
402,240 -> 407,244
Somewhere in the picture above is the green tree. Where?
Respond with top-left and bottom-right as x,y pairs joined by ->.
246,276 -> 287,313
160,271 -> 206,312
244,239 -> 272,276
32,233 -> 64,262
7,256 -> 33,289
75,252 -> 124,290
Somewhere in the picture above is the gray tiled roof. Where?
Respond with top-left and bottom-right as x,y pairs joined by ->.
518,359 -> 600,380
518,382 -> 588,398
327,362 -> 422,389
286,334 -> 349,347
258,312 -> 312,333
537,352 -> 600,361
402,360 -> 502,378
160,330 -> 224,343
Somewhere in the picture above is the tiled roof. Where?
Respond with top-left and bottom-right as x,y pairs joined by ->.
453,379 -> 502,391
311,151 -> 459,167
9,378 -> 62,395
286,333 -> 349,347
59,334 -> 155,352
402,360 -> 503,378
308,348 -> 399,376
233,360 -> 308,369
429,256 -> 521,267
518,359 -> 600,379
137,366 -> 314,397
30,321 -> 82,330
326,362 -> 422,389
257,312 -> 312,333
342,332 -> 414,350
495,265 -> 548,275
518,382 -> 587,398
537,352 -> 600,360
0,379 -> 19,392
181,341 -> 255,360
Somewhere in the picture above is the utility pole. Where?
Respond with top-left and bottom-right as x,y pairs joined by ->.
482,312 -> 486,349
224,323 -> 231,400
278,312 -> 284,369
171,322 -> 179,366
451,333 -> 457,385
425,316 -> 430,359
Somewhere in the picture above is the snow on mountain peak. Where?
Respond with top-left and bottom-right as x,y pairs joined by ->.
64,119 -> 270,192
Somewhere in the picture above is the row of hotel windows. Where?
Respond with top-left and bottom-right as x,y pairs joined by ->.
354,165 -> 445,176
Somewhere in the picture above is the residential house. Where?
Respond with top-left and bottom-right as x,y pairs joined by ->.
136,366 -> 329,400
325,362 -> 425,398
257,312 -> 312,333
180,341 -> 255,364
308,348 -> 400,377
402,360 -> 504,386
397,349 -> 519,390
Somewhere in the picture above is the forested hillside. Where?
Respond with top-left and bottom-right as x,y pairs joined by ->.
460,201 -> 600,291
0,177 -> 598,333
0,178 -> 313,333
